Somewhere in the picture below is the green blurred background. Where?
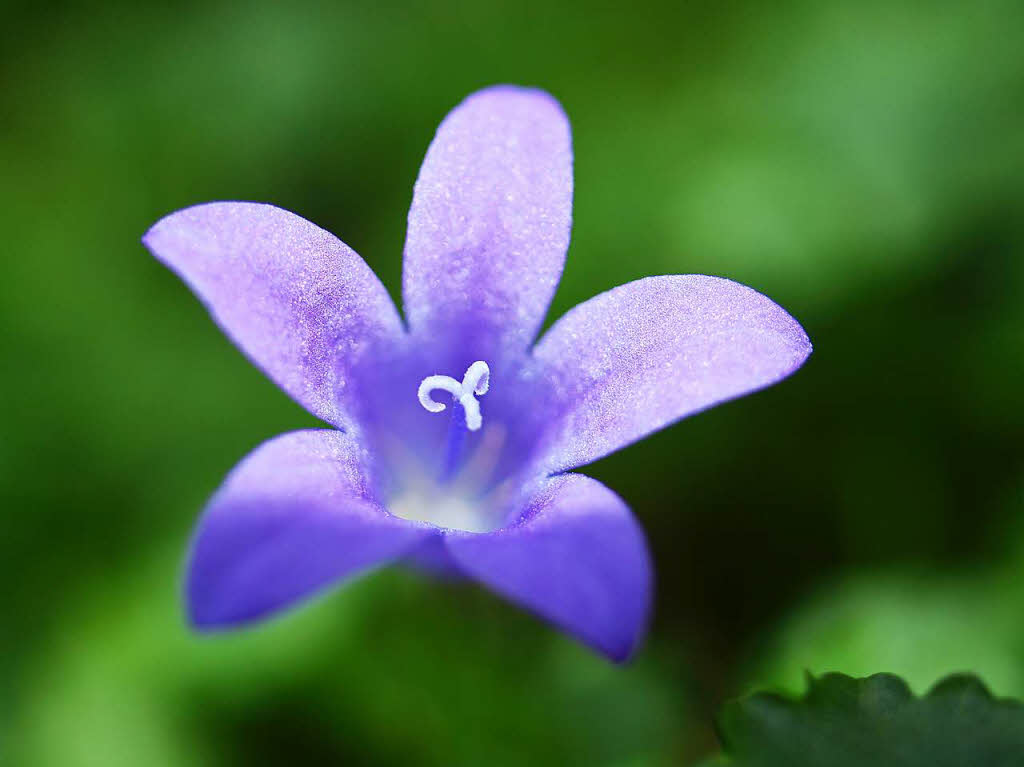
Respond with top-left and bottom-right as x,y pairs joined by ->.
3,0 -> 1023,764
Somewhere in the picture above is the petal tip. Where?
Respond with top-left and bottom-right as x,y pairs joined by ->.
463,83 -> 566,113
142,201 -> 276,246
779,314 -> 814,375
185,603 -> 226,633
183,553 -> 240,632
594,614 -> 649,664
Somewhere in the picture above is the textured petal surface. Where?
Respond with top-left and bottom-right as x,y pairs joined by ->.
402,85 -> 573,365
445,474 -> 651,662
144,202 -> 404,430
187,429 -> 433,628
529,275 -> 812,472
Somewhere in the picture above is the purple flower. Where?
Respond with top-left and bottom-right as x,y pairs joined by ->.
143,86 -> 811,662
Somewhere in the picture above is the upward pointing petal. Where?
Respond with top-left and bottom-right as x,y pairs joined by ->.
143,202 -> 404,430
402,86 -> 573,365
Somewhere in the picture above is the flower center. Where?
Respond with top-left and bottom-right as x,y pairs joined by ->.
417,360 -> 490,431
389,489 -> 492,533
384,360 -> 505,532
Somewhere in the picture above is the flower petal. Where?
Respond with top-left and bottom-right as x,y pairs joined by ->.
187,429 -> 432,628
143,202 -> 404,430
445,474 -> 651,662
402,86 -> 573,364
530,275 -> 812,472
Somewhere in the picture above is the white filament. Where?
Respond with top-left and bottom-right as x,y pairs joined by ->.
417,361 -> 490,431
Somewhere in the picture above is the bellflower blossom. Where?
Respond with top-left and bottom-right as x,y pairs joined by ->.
143,86 -> 811,662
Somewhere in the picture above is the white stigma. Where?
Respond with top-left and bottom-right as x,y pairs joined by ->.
417,361 -> 490,431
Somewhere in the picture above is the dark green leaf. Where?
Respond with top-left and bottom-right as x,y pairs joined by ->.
712,672 -> 1024,767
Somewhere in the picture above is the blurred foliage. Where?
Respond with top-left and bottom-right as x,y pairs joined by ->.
2,0 -> 1023,764
706,672 -> 1024,767
749,569 -> 1024,697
